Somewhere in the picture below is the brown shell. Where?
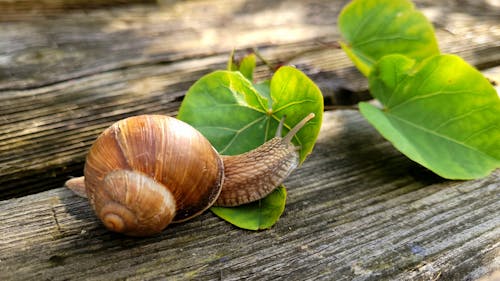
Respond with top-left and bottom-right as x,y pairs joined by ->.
95,169 -> 177,236
84,115 -> 224,235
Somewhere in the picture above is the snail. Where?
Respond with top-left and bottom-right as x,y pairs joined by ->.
65,113 -> 315,236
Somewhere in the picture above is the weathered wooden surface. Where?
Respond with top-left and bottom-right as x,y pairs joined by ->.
1,110 -> 499,281
1,0 -> 500,198
0,0 -> 499,280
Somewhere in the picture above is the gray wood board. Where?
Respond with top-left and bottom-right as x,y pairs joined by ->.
0,110 -> 499,281
1,0 -> 500,198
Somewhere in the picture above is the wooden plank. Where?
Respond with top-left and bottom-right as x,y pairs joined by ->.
0,0 -> 498,90
1,0 -> 499,198
0,1 -> 499,280
0,0 -> 338,198
0,110 -> 498,280
0,0 -> 153,19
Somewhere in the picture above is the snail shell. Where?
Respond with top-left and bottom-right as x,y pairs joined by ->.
83,115 -> 223,236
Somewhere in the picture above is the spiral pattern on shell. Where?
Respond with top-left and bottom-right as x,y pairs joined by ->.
83,115 -> 224,236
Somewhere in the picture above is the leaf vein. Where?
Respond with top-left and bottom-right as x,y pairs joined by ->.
219,116 -> 267,154
350,6 -> 381,40
390,90 -> 473,111
221,85 -> 268,113
433,104 -> 496,132
273,99 -> 315,114
354,36 -> 424,48
461,123 -> 499,144
196,126 -> 238,132
386,112 -> 497,161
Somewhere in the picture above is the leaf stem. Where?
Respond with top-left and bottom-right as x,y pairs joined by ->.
252,40 -> 341,72
324,105 -> 360,111
252,47 -> 275,71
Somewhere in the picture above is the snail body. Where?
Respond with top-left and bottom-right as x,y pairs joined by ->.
66,113 -> 315,236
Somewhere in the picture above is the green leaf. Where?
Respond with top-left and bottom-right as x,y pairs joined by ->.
360,54 -> 500,179
227,49 -> 238,71
178,66 -> 323,229
254,80 -> 271,104
338,0 -> 439,76
238,54 -> 256,82
211,186 -> 287,230
269,67 -> 324,161
178,66 -> 323,161
227,52 -> 256,82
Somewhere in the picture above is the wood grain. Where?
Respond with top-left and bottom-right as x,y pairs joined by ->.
0,0 -> 499,198
0,110 -> 498,281
0,0 -> 499,279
